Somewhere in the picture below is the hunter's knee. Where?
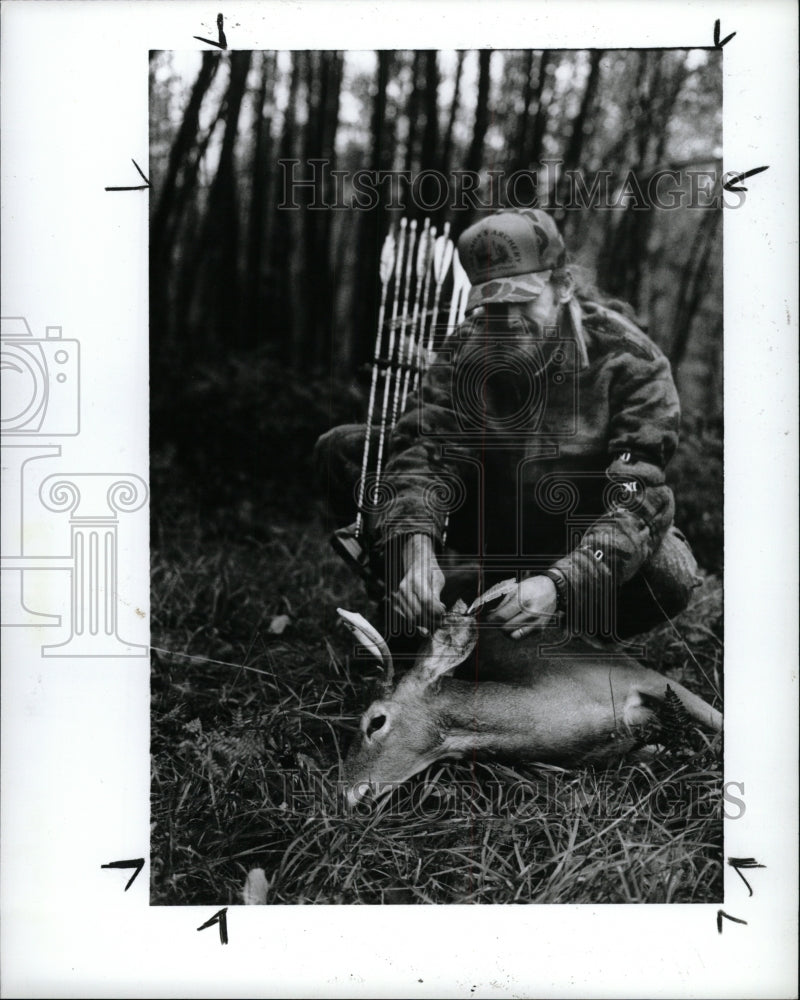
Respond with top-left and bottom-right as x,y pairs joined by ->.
644,526 -> 701,617
313,424 -> 371,524
314,424 -> 362,477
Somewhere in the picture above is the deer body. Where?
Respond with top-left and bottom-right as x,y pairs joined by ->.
338,605 -> 722,806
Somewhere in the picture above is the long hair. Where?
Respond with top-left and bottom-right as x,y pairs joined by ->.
558,259 -> 647,330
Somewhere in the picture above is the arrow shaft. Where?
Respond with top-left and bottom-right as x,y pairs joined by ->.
400,263 -> 429,409
355,275 -> 393,536
373,221 -> 408,491
413,252 -> 437,393
390,222 -> 418,426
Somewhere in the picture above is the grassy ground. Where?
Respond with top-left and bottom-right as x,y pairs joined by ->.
150,488 -> 723,907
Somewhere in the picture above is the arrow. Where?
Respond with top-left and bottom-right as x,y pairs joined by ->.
717,909 -> 747,933
713,19 -> 736,49
101,857 -> 145,891
197,907 -> 229,944
194,12 -> 227,50
727,856 -> 766,897
446,249 -> 471,335
105,159 -> 150,192
723,166 -> 769,193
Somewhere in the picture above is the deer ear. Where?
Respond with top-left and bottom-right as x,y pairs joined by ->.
415,610 -> 477,687
337,609 -> 393,672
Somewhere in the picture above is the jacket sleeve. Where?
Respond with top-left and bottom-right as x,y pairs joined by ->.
546,349 -> 681,609
375,336 -> 475,550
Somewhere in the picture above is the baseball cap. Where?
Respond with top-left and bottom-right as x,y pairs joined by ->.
457,209 -> 566,311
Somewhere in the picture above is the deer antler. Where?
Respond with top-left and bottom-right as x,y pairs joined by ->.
337,608 -> 394,690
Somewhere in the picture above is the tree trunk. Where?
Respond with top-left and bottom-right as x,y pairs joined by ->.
270,51 -> 302,363
456,49 -> 492,222
464,50 -> 492,175
669,209 -> 721,369
440,50 -> 465,177
197,50 -> 252,351
419,50 -> 439,171
557,50 -> 604,231
151,52 -> 220,268
509,50 -> 535,174
403,51 -> 423,178
289,51 -> 318,367
597,51 -> 690,308
526,49 -> 553,168
311,51 -> 344,371
151,51 -> 221,355
355,51 -> 396,366
244,51 -> 275,345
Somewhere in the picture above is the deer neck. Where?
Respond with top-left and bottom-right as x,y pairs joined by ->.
429,679 -> 545,758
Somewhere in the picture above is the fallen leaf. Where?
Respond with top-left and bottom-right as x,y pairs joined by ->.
242,868 -> 269,905
267,614 -> 291,635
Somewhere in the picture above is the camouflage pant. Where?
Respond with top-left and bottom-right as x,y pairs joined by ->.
314,423 -> 701,639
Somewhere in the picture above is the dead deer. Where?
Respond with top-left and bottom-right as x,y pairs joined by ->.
338,601 -> 722,807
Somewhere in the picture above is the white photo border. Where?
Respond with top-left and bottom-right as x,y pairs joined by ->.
1,1 -> 798,997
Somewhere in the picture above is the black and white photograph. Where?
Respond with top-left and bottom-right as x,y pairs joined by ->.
149,44 -> 727,906
1,1 -> 797,996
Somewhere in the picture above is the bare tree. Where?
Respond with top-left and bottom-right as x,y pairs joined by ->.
355,51 -> 396,364
193,50 -> 252,350
419,50 -> 439,171
403,51 -> 423,177
245,51 -> 276,342
440,50 -> 465,177
151,52 -> 221,352
669,209 -> 722,369
556,50 -> 604,225
464,50 -> 492,175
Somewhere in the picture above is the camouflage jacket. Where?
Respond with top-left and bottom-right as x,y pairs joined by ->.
376,300 -> 681,609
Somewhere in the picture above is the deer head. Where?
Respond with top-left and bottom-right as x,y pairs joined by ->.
338,601 -> 477,806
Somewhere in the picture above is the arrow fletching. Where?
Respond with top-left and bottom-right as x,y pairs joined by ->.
394,217 -> 408,282
379,229 -> 396,286
446,249 -> 471,334
416,218 -> 431,280
432,222 -> 454,287
404,219 -> 418,285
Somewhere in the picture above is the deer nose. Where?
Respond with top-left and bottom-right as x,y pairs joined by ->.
343,781 -> 369,809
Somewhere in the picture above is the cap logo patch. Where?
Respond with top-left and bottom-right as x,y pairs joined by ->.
468,230 -> 523,275
487,237 -> 512,265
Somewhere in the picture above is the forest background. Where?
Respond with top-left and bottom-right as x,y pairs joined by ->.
149,48 -> 726,905
149,47 -> 723,574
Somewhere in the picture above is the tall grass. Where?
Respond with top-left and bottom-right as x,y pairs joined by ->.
150,483 -> 723,907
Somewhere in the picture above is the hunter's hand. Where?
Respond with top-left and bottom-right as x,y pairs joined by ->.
395,534 -> 446,634
489,576 -> 559,639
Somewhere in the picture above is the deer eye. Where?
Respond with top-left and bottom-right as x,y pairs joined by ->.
366,713 -> 387,736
